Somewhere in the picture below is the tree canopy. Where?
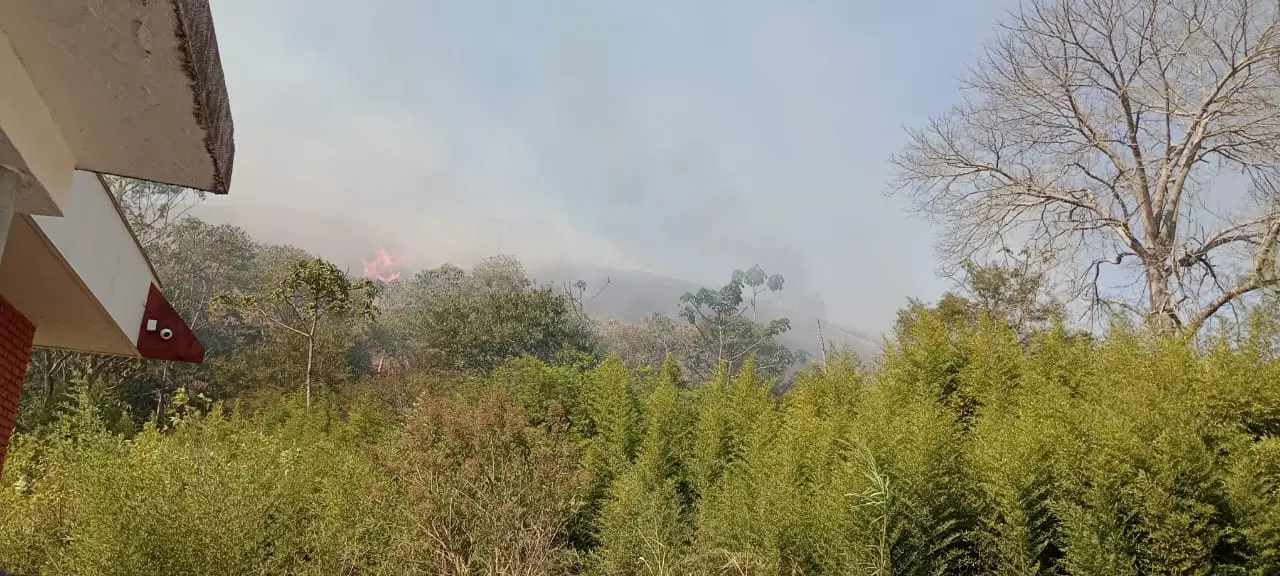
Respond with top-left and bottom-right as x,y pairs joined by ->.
376,255 -> 598,375
892,0 -> 1280,335
677,266 -> 805,381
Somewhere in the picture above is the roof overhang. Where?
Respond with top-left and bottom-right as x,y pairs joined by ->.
0,0 -> 234,205
0,0 -> 232,364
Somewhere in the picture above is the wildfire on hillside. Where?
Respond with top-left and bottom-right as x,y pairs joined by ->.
362,247 -> 402,282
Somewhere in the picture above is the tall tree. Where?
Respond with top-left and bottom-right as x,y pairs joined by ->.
958,253 -> 1064,336
734,264 -> 786,320
378,256 -> 597,374
118,218 -> 262,418
679,266 -> 802,381
897,252 -> 1067,344
214,258 -> 377,407
595,314 -> 698,374
150,219 -> 259,341
891,0 -> 1280,334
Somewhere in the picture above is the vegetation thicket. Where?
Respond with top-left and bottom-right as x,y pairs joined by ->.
7,0 -> 1280,573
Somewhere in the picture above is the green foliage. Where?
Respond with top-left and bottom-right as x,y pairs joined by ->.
597,355 -> 696,575
379,256 -> 598,374
386,388 -> 587,574
214,257 -> 378,407
150,218 -> 259,335
0,397 -> 395,575
20,219 -> 381,429
0,380 -> 584,575
896,257 -> 1065,347
211,324 -> 368,400
678,267 -> 805,381
487,355 -> 592,434
11,315 -> 1280,574
12,181 -> 1280,575
583,357 -> 642,465
213,257 -> 379,327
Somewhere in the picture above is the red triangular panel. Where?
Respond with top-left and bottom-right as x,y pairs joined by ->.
136,284 -> 205,364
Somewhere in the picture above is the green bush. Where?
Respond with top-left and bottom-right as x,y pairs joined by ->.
0,377 -> 584,575
7,316 -> 1280,575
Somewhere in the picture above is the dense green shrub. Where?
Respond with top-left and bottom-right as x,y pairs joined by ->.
0,378 -> 584,575
7,315 -> 1280,575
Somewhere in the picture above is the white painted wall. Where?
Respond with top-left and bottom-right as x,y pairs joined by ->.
31,171 -> 156,346
0,29 -> 74,216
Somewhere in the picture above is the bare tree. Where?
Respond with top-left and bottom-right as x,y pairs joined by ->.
596,314 -> 698,374
104,175 -> 204,249
891,0 -> 1280,334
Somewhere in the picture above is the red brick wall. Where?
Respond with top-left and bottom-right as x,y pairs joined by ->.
0,295 -> 34,475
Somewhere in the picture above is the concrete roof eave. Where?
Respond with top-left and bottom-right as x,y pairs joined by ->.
0,0 -> 235,198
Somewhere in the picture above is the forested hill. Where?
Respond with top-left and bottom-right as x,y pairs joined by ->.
532,264 -> 883,360
192,203 -> 884,360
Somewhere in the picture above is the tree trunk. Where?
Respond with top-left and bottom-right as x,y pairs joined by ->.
817,319 -> 828,367
304,335 -> 314,408
40,353 -> 55,415
1146,264 -> 1180,334
304,315 -> 317,409
43,370 -> 53,411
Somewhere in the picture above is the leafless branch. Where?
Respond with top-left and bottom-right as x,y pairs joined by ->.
890,0 -> 1280,335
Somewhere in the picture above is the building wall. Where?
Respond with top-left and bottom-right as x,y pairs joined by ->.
32,172 -> 156,349
0,294 -> 34,475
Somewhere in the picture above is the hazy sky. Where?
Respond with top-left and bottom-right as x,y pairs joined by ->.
205,0 -> 1019,332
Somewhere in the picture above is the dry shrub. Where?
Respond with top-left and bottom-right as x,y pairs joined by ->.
385,388 -> 588,575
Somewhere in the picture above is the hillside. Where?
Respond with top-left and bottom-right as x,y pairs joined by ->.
192,204 -> 884,360
533,264 -> 884,360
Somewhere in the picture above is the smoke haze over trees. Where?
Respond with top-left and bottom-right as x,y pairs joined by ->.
6,0 -> 1280,573
8,186 -> 1280,572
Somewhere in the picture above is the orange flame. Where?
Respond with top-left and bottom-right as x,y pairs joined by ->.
362,247 -> 402,282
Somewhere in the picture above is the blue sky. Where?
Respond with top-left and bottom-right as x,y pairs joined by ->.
206,0 -> 1020,332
